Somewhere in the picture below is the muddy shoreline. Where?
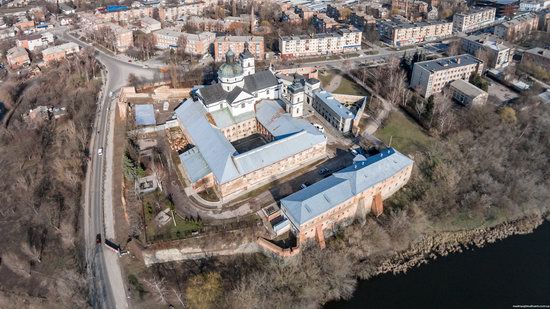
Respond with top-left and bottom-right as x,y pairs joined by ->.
374,214 -> 547,276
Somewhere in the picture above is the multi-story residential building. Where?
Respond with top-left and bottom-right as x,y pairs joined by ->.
521,47 -> 550,71
494,12 -> 539,41
42,42 -> 80,64
140,16 -> 161,33
326,4 -> 349,22
449,79 -> 489,105
102,23 -> 133,52
6,46 -> 30,68
475,0 -> 519,16
280,148 -> 414,246
295,5 -> 315,20
410,54 -> 484,97
312,90 -> 355,133
377,18 -> 453,47
349,12 -> 376,30
281,10 -> 302,24
159,2 -> 209,21
214,36 -> 264,62
460,34 -> 514,69
311,13 -> 339,32
279,28 -> 362,59
16,31 -> 54,51
366,3 -> 390,19
519,0 -> 550,11
94,5 -> 155,22
153,29 -> 215,55
391,0 -> 429,21
452,7 -> 496,32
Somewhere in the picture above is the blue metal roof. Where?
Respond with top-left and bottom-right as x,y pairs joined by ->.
175,99 -> 240,184
175,99 -> 327,185
179,147 -> 211,182
281,148 -> 414,228
134,104 -> 156,126
314,90 -> 355,119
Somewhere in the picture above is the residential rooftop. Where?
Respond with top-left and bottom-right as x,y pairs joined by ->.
414,54 -> 482,72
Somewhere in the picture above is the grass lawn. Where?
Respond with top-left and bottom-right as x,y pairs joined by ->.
318,69 -> 337,88
142,191 -> 202,241
333,75 -> 369,96
375,110 -> 434,154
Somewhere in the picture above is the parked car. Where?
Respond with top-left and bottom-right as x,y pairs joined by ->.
97,147 -> 103,156
96,233 -> 102,244
319,167 -> 330,175
300,183 -> 308,189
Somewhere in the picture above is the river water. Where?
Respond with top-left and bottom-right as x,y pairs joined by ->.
326,222 -> 550,309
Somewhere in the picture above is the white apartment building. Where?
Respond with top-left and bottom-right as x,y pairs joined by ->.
519,0 -> 550,11
453,7 -> 496,33
410,54 -> 484,97
279,28 -> 361,59
377,18 -> 453,47
153,29 -> 215,55
460,34 -> 513,69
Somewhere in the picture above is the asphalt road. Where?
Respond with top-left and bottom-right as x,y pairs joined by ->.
61,30 -> 156,309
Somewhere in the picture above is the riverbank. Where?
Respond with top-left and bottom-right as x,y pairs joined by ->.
373,213 -> 547,276
327,218 -> 550,309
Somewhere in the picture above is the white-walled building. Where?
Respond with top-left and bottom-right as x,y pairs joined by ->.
410,54 -> 484,97
453,7 -> 496,33
279,28 -> 362,59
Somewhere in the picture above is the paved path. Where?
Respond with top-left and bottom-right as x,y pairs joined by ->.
65,29 -> 156,309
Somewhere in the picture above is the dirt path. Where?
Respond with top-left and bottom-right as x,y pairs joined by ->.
324,74 -> 343,92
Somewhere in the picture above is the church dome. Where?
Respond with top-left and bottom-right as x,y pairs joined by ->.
218,49 -> 244,79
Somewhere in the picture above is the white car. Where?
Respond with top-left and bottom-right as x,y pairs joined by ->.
98,148 -> 103,156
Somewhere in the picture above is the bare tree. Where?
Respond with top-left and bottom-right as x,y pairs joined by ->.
145,277 -> 168,304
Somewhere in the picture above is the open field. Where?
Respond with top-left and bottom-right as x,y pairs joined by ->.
375,110 -> 433,154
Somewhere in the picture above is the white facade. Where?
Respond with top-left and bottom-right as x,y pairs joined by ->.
519,0 -> 550,11
453,8 -> 496,33
279,28 -> 362,58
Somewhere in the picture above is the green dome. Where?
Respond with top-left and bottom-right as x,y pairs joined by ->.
218,62 -> 243,79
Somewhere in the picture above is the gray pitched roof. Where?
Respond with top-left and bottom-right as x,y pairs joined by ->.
197,83 -> 226,106
281,148 -> 414,227
243,70 -> 279,93
175,99 -> 240,184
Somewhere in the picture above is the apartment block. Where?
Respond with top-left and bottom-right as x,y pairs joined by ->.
494,13 -> 539,41
16,31 -> 54,51
410,54 -> 484,97
153,29 -> 215,55
281,10 -> 302,25
366,3 -> 390,19
453,7 -> 496,32
42,42 -> 80,64
520,0 -> 550,11
349,12 -> 377,30
279,28 -> 362,59
391,0 -> 429,21
521,47 -> 550,71
103,23 -> 133,52
460,34 -> 513,69
311,13 -> 339,32
6,46 -> 30,68
377,18 -> 453,47
214,36 -> 264,62
475,0 -> 519,16
94,6 -> 154,22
